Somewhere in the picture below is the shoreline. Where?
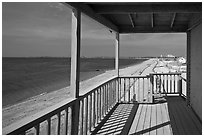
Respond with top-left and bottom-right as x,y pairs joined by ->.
3,58 -> 147,107
3,59 -> 156,128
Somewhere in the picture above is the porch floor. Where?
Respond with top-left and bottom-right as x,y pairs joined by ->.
92,96 -> 202,135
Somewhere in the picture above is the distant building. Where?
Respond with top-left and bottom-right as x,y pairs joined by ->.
178,57 -> 186,64
167,54 -> 175,58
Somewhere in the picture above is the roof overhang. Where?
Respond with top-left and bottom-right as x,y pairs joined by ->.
65,2 -> 202,33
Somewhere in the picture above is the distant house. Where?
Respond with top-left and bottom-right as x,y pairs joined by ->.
167,54 -> 175,58
178,57 -> 186,64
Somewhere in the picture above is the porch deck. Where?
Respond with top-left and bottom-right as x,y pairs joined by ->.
93,96 -> 202,135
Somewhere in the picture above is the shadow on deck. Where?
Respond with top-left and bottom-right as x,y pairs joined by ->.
92,96 -> 202,135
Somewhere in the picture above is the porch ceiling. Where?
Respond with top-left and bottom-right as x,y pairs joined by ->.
66,2 -> 202,33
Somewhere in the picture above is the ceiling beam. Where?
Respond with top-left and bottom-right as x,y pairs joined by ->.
92,3 -> 201,14
171,13 -> 176,28
128,14 -> 135,27
151,13 -> 154,28
65,2 -> 119,33
119,25 -> 188,33
188,13 -> 202,31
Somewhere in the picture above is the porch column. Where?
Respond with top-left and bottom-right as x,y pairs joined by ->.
70,8 -> 81,135
70,8 -> 81,98
186,31 -> 191,106
115,32 -> 120,76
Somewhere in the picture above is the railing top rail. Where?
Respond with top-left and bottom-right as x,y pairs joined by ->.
181,76 -> 187,82
3,98 -> 76,135
150,72 -> 181,75
79,76 -> 118,97
119,75 -> 149,78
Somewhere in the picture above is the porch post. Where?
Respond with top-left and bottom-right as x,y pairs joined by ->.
115,32 -> 120,76
186,31 -> 191,106
115,32 -> 120,102
70,8 -> 81,134
70,8 -> 81,98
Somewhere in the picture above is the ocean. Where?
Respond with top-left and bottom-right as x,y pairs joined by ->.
2,57 -> 147,107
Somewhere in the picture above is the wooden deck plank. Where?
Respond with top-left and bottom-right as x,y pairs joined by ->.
161,103 -> 172,135
128,105 -> 143,134
112,104 -> 132,134
95,97 -> 201,135
167,97 -> 186,134
172,98 -> 192,134
169,97 -> 202,134
164,100 -> 179,134
97,104 -> 126,134
179,99 -> 202,133
156,104 -> 163,135
176,99 -> 201,134
143,105 -> 151,135
149,104 -> 157,135
135,104 -> 147,134
115,104 -> 134,134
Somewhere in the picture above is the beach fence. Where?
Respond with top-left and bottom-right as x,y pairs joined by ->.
3,73 -> 186,135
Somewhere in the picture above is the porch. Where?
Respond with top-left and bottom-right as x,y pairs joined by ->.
93,96 -> 201,135
3,73 -> 202,135
2,2 -> 202,135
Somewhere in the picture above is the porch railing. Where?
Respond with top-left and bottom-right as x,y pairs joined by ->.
3,73 -> 185,135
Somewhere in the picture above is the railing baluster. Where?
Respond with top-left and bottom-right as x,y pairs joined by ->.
85,97 -> 88,135
174,75 -> 176,93
102,86 -> 105,117
162,75 -> 164,93
138,78 -> 140,102
98,89 -> 100,122
143,78 -> 145,102
47,118 -> 51,135
103,86 -> 105,116
105,84 -> 107,113
65,108 -> 68,135
112,80 -> 114,106
93,92 -> 96,129
95,90 -> 98,125
117,78 -> 119,102
170,75 -> 172,93
167,75 -> 169,93
111,81 -> 113,107
89,94 -> 92,133
148,76 -> 150,102
79,100 -> 83,135
99,87 -> 102,121
119,78 -> 122,102
151,75 -> 154,103
35,124 -> 40,135
57,112 -> 61,135
133,78 -> 136,102
179,75 -> 182,96
106,83 -> 108,113
108,82 -> 110,110
128,78 -> 130,102
124,78 -> 126,102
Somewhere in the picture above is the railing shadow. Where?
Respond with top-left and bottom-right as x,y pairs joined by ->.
91,103 -> 139,135
130,121 -> 171,135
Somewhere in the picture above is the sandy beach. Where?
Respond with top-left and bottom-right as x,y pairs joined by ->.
2,59 -> 158,128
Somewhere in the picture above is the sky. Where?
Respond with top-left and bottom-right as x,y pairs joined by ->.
2,2 -> 186,57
